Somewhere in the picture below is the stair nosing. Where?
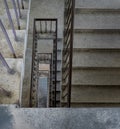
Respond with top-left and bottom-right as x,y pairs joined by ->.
72,66 -> 120,70
75,8 -> 120,13
73,48 -> 120,52
71,84 -> 120,87
74,29 -> 120,33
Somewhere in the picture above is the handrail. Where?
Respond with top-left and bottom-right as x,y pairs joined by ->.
0,19 -> 16,58
62,0 -> 75,107
4,0 -> 18,41
0,52 -> 15,74
12,0 -> 21,29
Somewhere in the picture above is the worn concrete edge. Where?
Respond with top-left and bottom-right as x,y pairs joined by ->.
20,0 -> 32,107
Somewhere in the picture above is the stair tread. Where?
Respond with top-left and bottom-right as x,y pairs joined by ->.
62,102 -> 120,107
75,8 -> 120,14
73,48 -> 120,51
72,69 -> 120,85
73,51 -> 120,67
75,0 -> 120,9
74,29 -> 120,33
62,86 -> 120,103
0,30 -> 25,58
73,32 -> 120,49
0,9 -> 28,30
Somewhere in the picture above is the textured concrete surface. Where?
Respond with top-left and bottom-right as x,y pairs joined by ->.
75,0 -> 120,8
0,9 -> 28,30
75,13 -> 120,29
1,107 -> 120,129
0,59 -> 22,104
74,33 -> 120,49
0,0 -> 29,11
71,86 -> 120,103
0,30 -> 25,58
73,51 -> 120,67
37,40 -> 53,53
72,69 -> 120,85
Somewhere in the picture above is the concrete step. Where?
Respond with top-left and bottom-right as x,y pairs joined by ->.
37,39 -> 53,53
0,58 -> 22,104
75,8 -> 120,14
0,0 -> 29,10
0,9 -> 28,30
74,29 -> 120,33
73,32 -> 120,49
74,12 -> 120,29
69,102 -> 120,107
72,69 -> 120,85
70,86 -> 120,103
73,51 -> 120,67
75,0 -> 120,8
0,30 -> 25,58
0,104 -> 18,107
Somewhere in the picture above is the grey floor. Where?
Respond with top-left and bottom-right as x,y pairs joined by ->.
0,106 -> 120,129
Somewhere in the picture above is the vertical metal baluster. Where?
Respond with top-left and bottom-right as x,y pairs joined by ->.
21,0 -> 24,9
0,19 -> 16,58
45,21 -> 47,33
50,21 -> 52,33
12,0 -> 21,30
16,0 -> 22,18
4,0 -> 17,41
0,52 -> 15,74
40,21 -> 42,33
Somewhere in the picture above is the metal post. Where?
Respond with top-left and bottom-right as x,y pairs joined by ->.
12,0 -> 21,30
0,52 -> 15,74
21,0 -> 24,9
16,0 -> 22,18
0,19 -> 16,58
4,0 -> 17,41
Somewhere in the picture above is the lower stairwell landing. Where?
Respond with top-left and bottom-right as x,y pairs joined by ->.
0,106 -> 120,129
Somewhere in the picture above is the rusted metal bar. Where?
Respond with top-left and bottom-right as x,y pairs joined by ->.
54,20 -> 58,107
50,21 -> 52,33
16,0 -> 22,18
12,0 -> 21,30
21,0 -> 24,9
0,52 -> 15,74
62,0 -> 75,107
40,21 -> 42,33
45,21 -> 47,33
0,19 -> 16,58
3,0 -> 17,41
67,0 -> 75,107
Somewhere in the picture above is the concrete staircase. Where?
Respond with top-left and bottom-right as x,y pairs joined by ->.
0,0 -> 29,104
70,0 -> 120,107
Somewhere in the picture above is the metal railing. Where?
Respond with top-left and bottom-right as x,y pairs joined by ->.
30,19 -> 58,107
62,0 -> 75,107
0,0 -> 24,73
